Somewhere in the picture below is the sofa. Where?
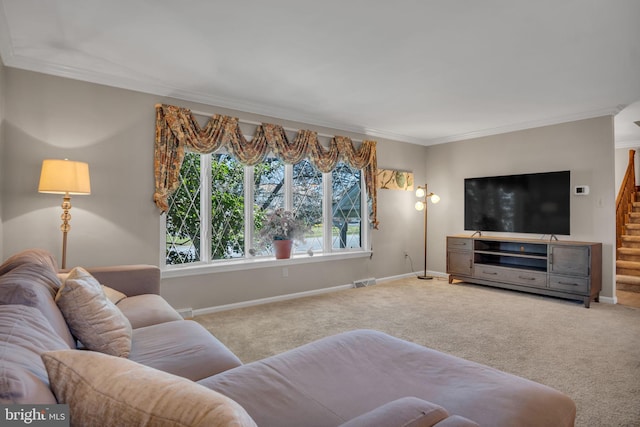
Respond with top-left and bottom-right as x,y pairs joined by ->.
0,249 -> 577,426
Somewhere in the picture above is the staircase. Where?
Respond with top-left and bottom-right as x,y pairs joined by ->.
615,150 -> 640,294
616,206 -> 640,291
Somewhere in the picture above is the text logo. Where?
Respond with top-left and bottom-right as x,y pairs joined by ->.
1,405 -> 69,426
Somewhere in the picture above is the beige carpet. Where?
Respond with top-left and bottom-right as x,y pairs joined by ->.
195,277 -> 640,427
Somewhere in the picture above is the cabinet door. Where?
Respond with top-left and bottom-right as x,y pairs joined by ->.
448,251 -> 473,276
549,245 -> 590,276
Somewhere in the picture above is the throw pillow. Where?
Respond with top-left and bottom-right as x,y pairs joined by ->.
55,267 -> 132,357
42,350 -> 257,427
58,271 -> 128,305
101,285 -> 127,305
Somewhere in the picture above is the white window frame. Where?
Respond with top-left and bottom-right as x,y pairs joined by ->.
160,153 -> 371,277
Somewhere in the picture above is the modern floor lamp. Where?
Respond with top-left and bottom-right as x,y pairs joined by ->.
38,159 -> 91,270
415,184 -> 440,280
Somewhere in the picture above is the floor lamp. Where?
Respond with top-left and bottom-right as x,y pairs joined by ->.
38,159 -> 91,270
415,184 -> 440,280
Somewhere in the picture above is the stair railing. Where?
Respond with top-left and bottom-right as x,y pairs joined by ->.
616,149 -> 636,251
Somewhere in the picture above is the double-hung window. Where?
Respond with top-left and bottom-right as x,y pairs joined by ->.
164,149 -> 368,268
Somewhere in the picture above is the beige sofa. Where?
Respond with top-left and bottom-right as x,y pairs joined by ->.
0,249 -> 576,426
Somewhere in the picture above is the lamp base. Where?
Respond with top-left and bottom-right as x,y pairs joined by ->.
417,275 -> 434,280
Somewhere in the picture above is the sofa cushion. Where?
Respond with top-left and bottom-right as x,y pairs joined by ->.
338,397 -> 450,427
42,350 -> 257,427
55,267 -> 132,357
0,305 -> 71,403
433,416 -> 481,427
0,364 -> 57,404
116,294 -> 183,329
0,248 -> 58,277
130,320 -> 242,381
0,263 -> 75,347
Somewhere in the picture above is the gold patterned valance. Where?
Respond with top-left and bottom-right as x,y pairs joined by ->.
154,104 -> 379,228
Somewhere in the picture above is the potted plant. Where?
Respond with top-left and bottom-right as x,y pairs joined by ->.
256,208 -> 310,259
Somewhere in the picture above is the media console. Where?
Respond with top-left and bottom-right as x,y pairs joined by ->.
446,235 -> 602,308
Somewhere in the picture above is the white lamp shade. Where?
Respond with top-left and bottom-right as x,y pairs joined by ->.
38,159 -> 91,195
415,201 -> 425,211
431,194 -> 441,204
415,187 -> 426,198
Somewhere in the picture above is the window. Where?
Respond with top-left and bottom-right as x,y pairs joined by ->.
164,151 -> 368,267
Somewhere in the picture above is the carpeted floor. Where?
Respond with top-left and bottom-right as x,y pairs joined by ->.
195,277 -> 640,427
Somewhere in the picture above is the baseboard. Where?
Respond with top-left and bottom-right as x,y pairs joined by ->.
599,295 -> 617,305
193,284 -> 353,316
192,270 -> 448,316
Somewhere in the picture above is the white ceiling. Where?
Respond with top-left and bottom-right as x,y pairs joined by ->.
1,0 -> 639,146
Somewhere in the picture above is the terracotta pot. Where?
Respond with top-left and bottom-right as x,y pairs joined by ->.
273,239 -> 293,259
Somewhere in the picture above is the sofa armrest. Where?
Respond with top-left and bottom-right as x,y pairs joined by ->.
86,265 -> 160,297
338,397 -> 451,427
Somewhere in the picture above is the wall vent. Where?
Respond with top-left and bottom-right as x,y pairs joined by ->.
354,278 -> 377,288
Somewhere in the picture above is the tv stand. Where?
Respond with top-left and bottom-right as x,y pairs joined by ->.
446,235 -> 602,308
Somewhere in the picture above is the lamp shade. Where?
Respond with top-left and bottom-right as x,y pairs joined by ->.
38,159 -> 91,195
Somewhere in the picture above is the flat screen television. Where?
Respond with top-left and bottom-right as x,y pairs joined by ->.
464,171 -> 570,235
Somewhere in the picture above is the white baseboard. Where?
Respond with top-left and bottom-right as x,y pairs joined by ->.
192,270 -> 448,316
193,283 -> 353,316
599,296 -> 616,305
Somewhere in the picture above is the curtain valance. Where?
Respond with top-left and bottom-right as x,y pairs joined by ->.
154,104 -> 378,228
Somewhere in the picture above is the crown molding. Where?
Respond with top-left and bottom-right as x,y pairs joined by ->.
426,106 -> 626,146
1,51 -> 626,148
615,139 -> 640,149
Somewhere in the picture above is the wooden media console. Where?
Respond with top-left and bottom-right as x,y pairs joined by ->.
446,235 -> 602,308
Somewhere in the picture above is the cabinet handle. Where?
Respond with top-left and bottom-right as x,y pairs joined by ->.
483,271 -> 498,275
518,276 -> 536,281
558,281 -> 579,286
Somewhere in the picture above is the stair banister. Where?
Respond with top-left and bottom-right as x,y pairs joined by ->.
615,149 -> 636,251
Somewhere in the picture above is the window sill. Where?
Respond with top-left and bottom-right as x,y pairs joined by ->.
161,250 -> 372,279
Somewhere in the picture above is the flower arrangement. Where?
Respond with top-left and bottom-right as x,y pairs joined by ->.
257,208 -> 309,245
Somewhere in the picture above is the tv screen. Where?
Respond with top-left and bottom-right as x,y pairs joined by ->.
464,171 -> 570,235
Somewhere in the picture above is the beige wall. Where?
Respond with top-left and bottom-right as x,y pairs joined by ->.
1,68 -> 426,310
425,116 -> 617,299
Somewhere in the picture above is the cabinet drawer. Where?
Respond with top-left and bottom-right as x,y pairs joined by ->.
448,237 -> 472,251
549,275 -> 589,294
475,265 -> 547,288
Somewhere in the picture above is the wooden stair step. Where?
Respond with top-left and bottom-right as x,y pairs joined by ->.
616,275 -> 640,293
616,260 -> 640,270
621,235 -> 640,247
625,224 -> 640,229
617,248 -> 640,261
618,247 -> 640,255
617,274 -> 640,285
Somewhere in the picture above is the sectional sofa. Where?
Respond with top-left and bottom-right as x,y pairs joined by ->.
0,249 -> 576,426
